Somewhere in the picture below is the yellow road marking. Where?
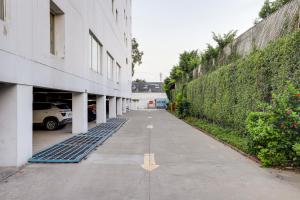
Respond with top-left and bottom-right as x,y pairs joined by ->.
141,153 -> 159,172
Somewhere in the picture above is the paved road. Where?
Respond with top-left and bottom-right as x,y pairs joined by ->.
1,110 -> 300,200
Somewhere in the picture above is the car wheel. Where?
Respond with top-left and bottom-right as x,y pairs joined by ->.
44,118 -> 58,130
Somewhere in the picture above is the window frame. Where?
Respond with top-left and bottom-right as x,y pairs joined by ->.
116,63 -> 121,84
0,0 -> 6,21
49,1 -> 65,57
111,0 -> 115,14
89,30 -> 103,74
50,12 -> 55,55
107,52 -> 114,80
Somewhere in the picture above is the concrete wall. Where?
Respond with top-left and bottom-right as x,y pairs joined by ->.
0,0 -> 132,98
223,0 -> 300,58
132,93 -> 168,110
193,0 -> 300,79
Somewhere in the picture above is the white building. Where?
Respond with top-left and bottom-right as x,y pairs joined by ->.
0,0 -> 132,167
131,82 -> 168,110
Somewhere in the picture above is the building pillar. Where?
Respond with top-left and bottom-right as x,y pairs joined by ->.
128,99 -> 132,110
0,84 -> 33,167
122,98 -> 126,114
117,97 -> 123,116
96,95 -> 106,124
109,96 -> 117,118
72,92 -> 88,134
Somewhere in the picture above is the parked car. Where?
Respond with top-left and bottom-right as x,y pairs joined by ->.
33,102 -> 72,130
88,104 -> 96,122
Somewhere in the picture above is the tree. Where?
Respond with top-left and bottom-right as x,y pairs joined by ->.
132,38 -> 144,76
212,30 -> 237,50
178,50 -> 201,80
170,65 -> 184,81
259,0 -> 291,19
259,0 -> 273,19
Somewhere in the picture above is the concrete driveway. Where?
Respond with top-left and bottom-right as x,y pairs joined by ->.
1,110 -> 300,200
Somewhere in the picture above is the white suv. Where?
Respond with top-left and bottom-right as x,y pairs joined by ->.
33,102 -> 72,130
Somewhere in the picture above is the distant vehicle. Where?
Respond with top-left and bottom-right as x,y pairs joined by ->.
156,98 -> 168,109
33,102 -> 72,130
148,100 -> 156,109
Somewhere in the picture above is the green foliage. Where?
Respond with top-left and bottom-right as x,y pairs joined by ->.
246,83 -> 300,166
293,144 -> 300,156
201,30 -> 237,74
178,50 -> 201,81
212,30 -> 237,49
132,38 -> 144,76
170,65 -> 184,81
186,31 -> 300,133
185,117 -> 250,153
164,50 -> 201,101
176,93 -> 191,119
259,0 -> 292,19
163,77 -> 175,100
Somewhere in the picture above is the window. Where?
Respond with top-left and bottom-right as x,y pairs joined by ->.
115,9 -> 118,23
50,1 -> 65,57
50,13 -> 55,54
0,0 -> 5,21
111,0 -> 114,14
107,53 -> 114,80
55,104 -> 70,110
89,31 -> 103,74
33,103 -> 52,110
116,63 -> 121,84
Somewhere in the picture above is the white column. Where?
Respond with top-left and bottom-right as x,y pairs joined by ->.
72,92 -> 88,134
109,96 -> 117,118
117,97 -> 123,116
128,99 -> 131,110
122,98 -> 126,114
96,95 -> 106,124
0,84 -> 33,167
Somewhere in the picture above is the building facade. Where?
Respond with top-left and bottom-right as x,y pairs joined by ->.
131,82 -> 168,110
0,0 -> 132,167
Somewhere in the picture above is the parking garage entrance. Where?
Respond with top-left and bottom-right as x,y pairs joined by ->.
32,88 -> 99,154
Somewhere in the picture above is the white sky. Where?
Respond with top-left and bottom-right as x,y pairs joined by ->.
132,0 -> 265,82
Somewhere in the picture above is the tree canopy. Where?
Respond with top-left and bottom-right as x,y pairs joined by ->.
259,0 -> 291,19
132,38 -> 144,76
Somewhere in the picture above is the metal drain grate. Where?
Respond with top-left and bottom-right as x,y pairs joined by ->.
29,118 -> 127,163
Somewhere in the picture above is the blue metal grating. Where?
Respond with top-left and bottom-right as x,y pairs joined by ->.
29,118 -> 127,163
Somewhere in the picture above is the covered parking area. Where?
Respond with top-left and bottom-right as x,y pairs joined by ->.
0,83 -> 131,168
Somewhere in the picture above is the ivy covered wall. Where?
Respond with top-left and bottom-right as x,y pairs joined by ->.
187,31 -> 300,131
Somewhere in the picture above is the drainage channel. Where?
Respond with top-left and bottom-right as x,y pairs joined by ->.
29,118 -> 127,163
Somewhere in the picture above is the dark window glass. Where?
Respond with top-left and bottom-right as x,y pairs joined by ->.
56,104 -> 70,110
0,0 -> 5,21
33,103 -> 52,110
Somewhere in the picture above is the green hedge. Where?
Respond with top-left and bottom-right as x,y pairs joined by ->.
186,31 -> 300,131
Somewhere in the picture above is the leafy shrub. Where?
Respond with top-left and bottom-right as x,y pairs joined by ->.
176,93 -> 191,119
293,143 -> 300,156
246,83 -> 300,167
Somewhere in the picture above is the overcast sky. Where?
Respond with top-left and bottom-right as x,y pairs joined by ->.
132,0 -> 265,82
